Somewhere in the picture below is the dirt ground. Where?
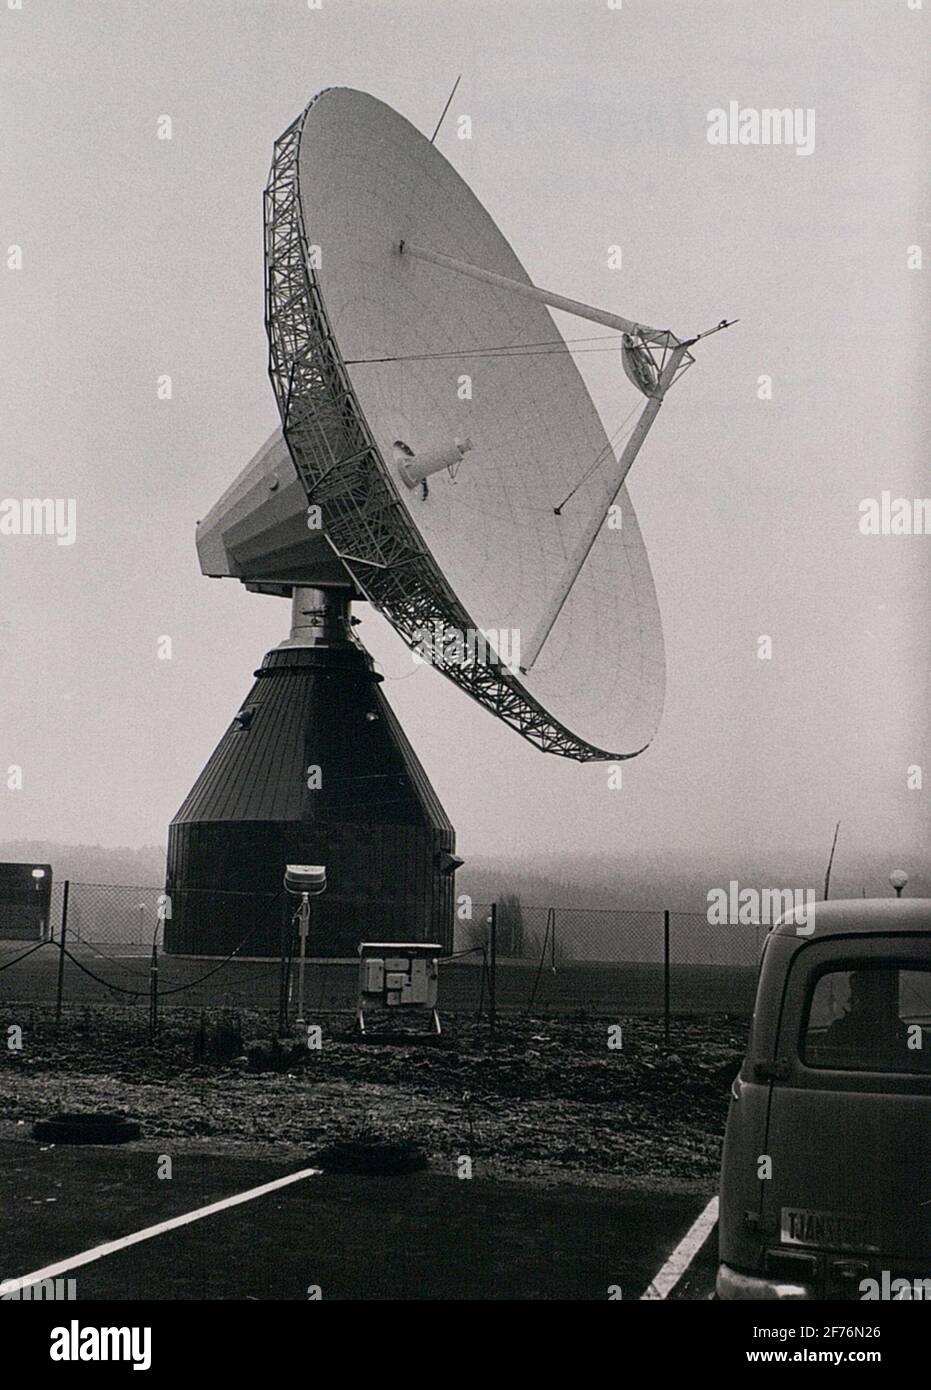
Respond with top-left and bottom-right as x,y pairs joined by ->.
0,1006 -> 746,1193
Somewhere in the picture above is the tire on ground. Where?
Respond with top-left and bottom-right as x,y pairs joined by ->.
32,1112 -> 141,1145
313,1137 -> 427,1175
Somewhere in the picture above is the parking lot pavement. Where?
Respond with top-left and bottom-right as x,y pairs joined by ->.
1,1137 -> 715,1301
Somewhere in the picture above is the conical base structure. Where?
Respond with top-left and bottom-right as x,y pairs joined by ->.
165,588 -> 458,957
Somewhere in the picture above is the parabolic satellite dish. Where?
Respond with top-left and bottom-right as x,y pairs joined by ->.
172,86 -> 732,958
257,87 -> 731,760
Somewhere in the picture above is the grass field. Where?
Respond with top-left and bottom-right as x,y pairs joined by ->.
0,940 -> 758,1016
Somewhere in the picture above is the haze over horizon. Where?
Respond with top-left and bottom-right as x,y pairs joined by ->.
2,1 -> 928,895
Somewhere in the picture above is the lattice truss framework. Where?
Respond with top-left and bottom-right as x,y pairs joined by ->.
264,98 -> 630,762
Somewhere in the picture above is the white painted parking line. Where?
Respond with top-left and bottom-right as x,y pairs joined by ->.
640,1196 -> 719,1300
0,1166 -> 322,1296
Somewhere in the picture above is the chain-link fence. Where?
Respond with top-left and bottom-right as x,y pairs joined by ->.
452,902 -> 761,1020
0,881 -> 763,1033
46,880 -> 165,950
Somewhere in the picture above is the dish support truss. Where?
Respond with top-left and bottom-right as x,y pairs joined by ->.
264,99 -> 632,762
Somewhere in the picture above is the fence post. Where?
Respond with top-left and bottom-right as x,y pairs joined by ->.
663,908 -> 670,1046
55,880 -> 70,1025
148,925 -> 159,1041
277,911 -> 292,1037
488,901 -> 497,1040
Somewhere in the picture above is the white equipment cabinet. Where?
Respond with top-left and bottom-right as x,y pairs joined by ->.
357,942 -> 442,1034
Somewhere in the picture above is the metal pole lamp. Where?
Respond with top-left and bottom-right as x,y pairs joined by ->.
889,869 -> 908,898
284,864 -> 326,1025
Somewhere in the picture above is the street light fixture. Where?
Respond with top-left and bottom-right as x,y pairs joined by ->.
889,869 -> 908,898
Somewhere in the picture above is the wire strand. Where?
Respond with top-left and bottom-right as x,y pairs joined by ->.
343,332 -> 624,366
553,399 -> 642,514
0,938 -> 51,970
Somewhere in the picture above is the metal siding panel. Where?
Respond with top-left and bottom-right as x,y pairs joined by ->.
168,640 -> 457,957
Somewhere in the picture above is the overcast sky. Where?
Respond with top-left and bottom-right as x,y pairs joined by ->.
1,0 -> 928,894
